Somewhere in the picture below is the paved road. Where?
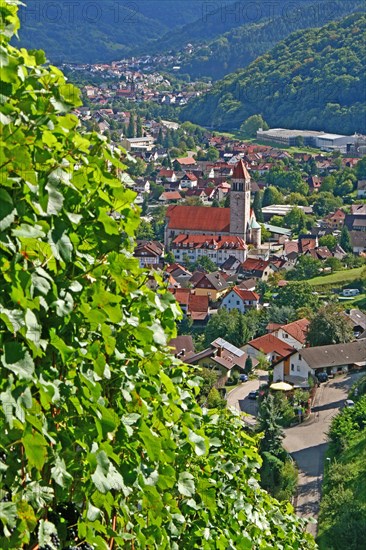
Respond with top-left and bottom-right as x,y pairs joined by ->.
226,370 -> 268,424
283,373 -> 362,537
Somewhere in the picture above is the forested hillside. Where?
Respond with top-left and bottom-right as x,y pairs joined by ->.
175,0 -> 365,79
181,13 -> 366,134
15,0 -> 202,63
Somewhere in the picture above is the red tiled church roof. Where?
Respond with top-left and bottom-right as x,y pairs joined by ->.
166,205 -> 230,232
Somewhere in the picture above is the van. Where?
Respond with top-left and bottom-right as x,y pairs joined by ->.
342,288 -> 360,297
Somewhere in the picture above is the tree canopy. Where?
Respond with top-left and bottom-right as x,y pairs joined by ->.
0,2 -> 316,548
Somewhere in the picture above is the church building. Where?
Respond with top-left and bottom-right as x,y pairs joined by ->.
164,160 -> 261,255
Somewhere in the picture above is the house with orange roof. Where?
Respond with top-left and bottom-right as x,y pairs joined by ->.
272,318 -> 310,350
158,191 -> 182,203
221,287 -> 260,313
169,288 -> 209,323
175,157 -> 197,167
244,333 -> 296,364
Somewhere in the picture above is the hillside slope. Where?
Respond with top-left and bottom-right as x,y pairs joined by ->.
15,0 -> 202,63
181,13 -> 366,134
175,0 -> 365,79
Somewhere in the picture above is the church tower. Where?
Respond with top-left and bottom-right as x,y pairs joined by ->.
230,160 -> 251,240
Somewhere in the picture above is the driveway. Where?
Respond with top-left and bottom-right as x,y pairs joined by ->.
226,370 -> 268,424
283,372 -> 362,537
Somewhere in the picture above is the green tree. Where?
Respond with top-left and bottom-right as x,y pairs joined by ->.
283,207 -> 307,232
262,186 -> 283,207
306,305 -> 354,346
127,111 -> 135,137
319,234 -> 338,251
206,146 -> 220,161
356,155 -> 366,179
253,191 -> 264,222
312,192 -> 343,216
340,225 -> 353,252
245,356 -> 253,374
276,282 -> 319,311
136,114 -> 143,137
124,156 -> 146,177
0,4 -> 316,548
258,395 -> 285,457
136,219 -> 155,240
288,255 -> 322,280
240,114 -> 269,137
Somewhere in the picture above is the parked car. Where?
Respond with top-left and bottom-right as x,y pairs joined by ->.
239,374 -> 248,382
316,372 -> 328,383
344,399 -> 355,408
248,390 -> 259,400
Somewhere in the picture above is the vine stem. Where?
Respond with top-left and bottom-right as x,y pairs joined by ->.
109,514 -> 117,549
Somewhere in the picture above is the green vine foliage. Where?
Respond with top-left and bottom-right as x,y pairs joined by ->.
0,2 -> 316,548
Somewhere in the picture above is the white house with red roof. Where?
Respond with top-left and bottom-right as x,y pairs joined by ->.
164,160 -> 261,250
220,286 -> 260,313
244,333 -> 296,364
180,172 -> 198,189
271,318 -> 310,350
156,169 -> 178,184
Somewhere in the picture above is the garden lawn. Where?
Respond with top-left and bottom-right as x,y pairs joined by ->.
308,267 -> 364,287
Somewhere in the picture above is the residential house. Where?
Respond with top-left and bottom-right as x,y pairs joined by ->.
134,177 -> 150,195
307,176 -> 323,192
304,246 -> 333,261
134,240 -> 164,267
175,157 -> 197,168
168,335 -> 195,361
350,231 -> 366,254
166,263 -> 192,287
190,271 -> 230,300
273,340 -> 366,385
238,258 -> 273,281
156,169 -> 178,184
158,191 -> 182,203
188,337 -> 257,387
245,333 -> 295,364
180,172 -> 198,189
272,319 -> 310,350
345,204 -> 366,232
220,256 -> 242,275
298,234 -> 318,253
324,209 -> 345,229
237,278 -> 257,291
169,288 -> 210,323
220,287 -> 260,314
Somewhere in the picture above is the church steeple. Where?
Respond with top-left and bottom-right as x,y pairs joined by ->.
230,160 -> 251,239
